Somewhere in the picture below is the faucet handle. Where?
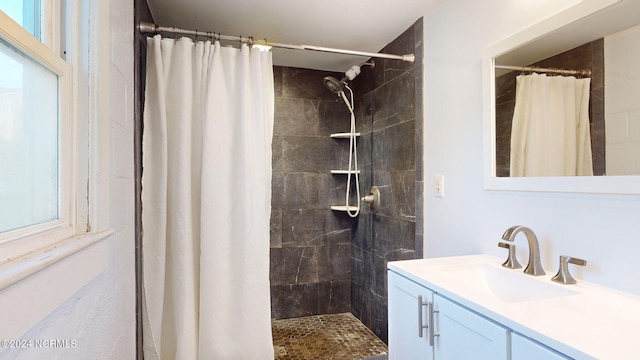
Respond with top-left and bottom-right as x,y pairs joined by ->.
552,255 -> 586,285
498,242 -> 522,269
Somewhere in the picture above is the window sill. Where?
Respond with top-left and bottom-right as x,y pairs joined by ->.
0,229 -> 112,340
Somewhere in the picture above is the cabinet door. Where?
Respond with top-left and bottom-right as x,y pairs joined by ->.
433,294 -> 508,360
388,270 -> 433,360
511,333 -> 570,360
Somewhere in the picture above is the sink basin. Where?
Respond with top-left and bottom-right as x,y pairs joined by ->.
481,264 -> 577,302
428,262 -> 577,303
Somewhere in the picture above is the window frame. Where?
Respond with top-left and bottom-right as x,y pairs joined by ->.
0,0 -> 114,343
0,9 -> 75,263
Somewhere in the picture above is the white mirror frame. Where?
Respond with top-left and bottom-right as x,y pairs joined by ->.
483,0 -> 640,195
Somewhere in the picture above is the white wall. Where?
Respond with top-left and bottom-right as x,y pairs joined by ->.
1,0 -> 135,358
422,0 -> 640,296
605,24 -> 640,175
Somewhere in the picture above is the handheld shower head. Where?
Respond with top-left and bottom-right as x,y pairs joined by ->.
323,76 -> 346,95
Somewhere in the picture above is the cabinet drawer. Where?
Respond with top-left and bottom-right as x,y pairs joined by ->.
512,333 -> 570,360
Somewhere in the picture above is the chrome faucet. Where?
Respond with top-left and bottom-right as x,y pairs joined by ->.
501,226 -> 545,276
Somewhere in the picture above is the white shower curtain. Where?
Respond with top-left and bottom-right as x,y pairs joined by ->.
510,73 -> 593,177
141,35 -> 275,360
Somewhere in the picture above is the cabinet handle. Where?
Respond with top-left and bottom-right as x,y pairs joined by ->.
417,295 -> 429,338
429,302 -> 439,346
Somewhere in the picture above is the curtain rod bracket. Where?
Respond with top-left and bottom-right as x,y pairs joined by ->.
138,21 -> 159,34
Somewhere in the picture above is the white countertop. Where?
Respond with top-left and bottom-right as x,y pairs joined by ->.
388,254 -> 640,360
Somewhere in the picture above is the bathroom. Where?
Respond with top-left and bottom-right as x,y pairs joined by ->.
1,0 -> 639,359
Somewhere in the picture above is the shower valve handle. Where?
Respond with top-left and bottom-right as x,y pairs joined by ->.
361,186 -> 380,210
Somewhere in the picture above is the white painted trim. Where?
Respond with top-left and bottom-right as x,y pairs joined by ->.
66,0 -> 111,233
41,0 -> 61,54
0,230 -> 111,342
0,230 -> 112,292
93,0 -> 111,233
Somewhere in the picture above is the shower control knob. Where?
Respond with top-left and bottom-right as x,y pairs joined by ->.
361,186 -> 380,210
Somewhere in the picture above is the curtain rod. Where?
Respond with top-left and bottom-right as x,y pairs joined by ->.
138,21 -> 415,63
495,65 -> 591,77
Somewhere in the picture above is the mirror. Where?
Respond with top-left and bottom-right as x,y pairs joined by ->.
483,0 -> 640,194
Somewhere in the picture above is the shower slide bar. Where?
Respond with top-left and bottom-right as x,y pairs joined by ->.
495,65 -> 591,77
138,21 -> 415,63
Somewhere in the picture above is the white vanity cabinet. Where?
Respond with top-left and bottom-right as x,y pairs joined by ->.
511,333 -> 570,360
388,270 -> 508,360
388,270 -> 432,359
388,255 -> 640,359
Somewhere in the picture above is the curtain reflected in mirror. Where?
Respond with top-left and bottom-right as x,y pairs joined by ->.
495,39 -> 605,177
495,23 -> 640,177
509,73 -> 593,177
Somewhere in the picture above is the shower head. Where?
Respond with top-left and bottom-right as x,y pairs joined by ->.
323,76 -> 346,94
323,61 -> 376,95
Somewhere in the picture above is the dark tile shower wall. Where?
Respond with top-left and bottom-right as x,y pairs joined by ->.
270,67 -> 355,319
495,39 -> 605,177
134,0 -> 155,358
350,18 -> 424,343
269,16 -> 424,328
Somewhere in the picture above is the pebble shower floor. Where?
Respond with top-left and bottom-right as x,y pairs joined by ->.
271,312 -> 388,360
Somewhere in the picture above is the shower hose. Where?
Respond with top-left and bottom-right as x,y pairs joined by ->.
340,84 -> 360,218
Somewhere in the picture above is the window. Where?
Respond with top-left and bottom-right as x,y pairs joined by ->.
0,1 -> 42,40
0,6 -> 73,262
0,38 -> 59,233
0,0 -> 111,341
